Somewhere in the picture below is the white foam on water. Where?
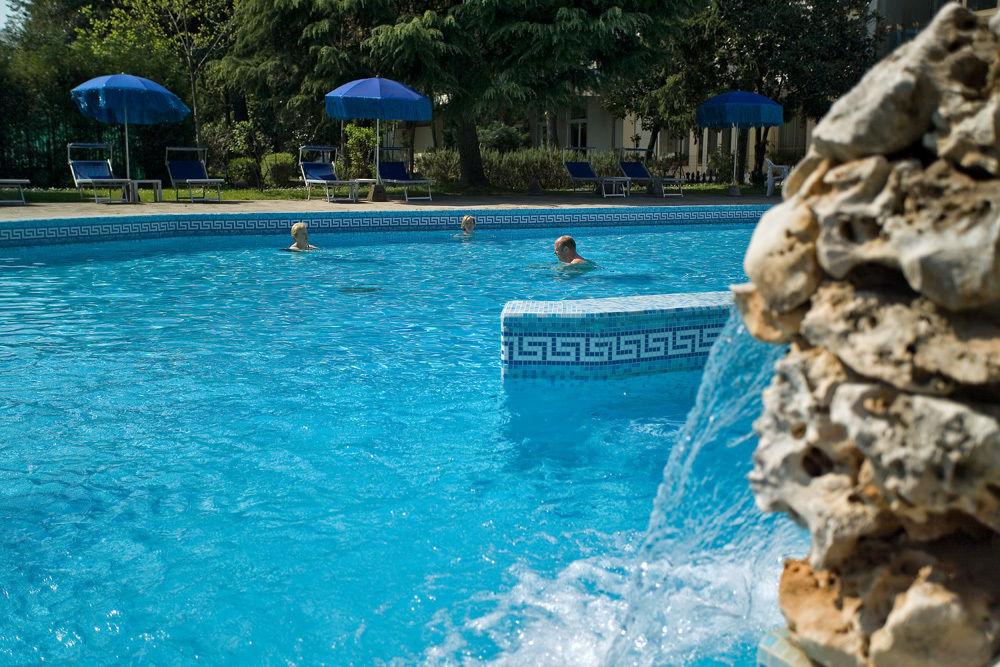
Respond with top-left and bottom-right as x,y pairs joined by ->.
423,312 -> 808,666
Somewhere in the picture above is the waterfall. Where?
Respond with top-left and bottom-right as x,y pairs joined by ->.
605,310 -> 806,665
439,310 -> 808,666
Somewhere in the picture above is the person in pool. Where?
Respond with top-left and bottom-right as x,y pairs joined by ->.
287,222 -> 317,252
460,215 -> 476,235
553,235 -> 591,266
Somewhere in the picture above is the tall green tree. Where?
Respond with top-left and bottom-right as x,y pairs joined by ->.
367,1 -> 694,185
0,0 -> 109,184
224,0 -> 695,186
603,0 -> 880,178
74,0 -> 234,144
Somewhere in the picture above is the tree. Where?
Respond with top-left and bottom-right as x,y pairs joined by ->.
75,0 -> 234,144
368,1 -> 697,185
224,0 -> 695,187
602,0 -> 880,180
0,0 -> 110,184
601,8 -> 717,158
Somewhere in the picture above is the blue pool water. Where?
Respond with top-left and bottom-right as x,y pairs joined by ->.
0,224 -> 803,664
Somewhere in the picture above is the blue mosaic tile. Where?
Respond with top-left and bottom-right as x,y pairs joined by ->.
500,291 -> 732,380
0,205 -> 769,247
756,629 -> 813,667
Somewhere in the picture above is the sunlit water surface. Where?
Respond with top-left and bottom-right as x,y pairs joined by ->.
0,225 -> 803,664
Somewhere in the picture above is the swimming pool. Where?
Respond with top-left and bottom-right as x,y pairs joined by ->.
0,215 -> 789,664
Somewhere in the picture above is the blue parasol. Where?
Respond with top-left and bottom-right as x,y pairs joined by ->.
325,77 -> 432,181
71,73 -> 190,179
696,91 -> 783,129
697,91 -> 783,189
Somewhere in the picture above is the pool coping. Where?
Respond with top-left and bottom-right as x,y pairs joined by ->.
0,205 -> 770,248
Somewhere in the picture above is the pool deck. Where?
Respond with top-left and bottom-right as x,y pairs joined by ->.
0,193 -> 775,222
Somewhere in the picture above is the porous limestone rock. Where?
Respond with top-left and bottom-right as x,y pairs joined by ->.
810,3 -> 967,162
731,283 -> 804,344
736,4 -> 1000,666
801,281 -> 1000,394
749,346 -> 897,568
744,199 -> 821,313
831,384 -> 1000,537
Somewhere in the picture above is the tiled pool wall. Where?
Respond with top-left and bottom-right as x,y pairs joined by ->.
0,205 -> 769,247
756,629 -> 813,667
501,292 -> 732,380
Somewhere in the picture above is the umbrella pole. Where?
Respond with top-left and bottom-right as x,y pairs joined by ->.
376,118 -> 380,183
732,123 -> 737,185
124,103 -> 131,180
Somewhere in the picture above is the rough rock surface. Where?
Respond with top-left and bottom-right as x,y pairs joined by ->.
736,5 -> 1000,666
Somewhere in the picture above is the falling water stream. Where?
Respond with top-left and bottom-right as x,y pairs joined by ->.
455,312 -> 808,666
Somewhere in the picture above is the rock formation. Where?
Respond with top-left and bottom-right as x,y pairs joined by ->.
733,6 -> 1000,666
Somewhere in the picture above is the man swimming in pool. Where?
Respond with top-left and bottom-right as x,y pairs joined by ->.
553,235 -> 591,265
287,222 -> 317,251
460,215 -> 476,235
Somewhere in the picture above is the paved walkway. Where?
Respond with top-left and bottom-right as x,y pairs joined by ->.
0,193 -> 774,222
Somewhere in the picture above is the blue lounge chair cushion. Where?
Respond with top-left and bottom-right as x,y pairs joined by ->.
72,160 -> 116,181
379,161 -> 417,182
301,162 -> 339,182
620,161 -> 653,181
564,161 -> 598,180
168,159 -> 210,182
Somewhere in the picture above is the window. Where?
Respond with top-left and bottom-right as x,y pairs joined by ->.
569,104 -> 588,150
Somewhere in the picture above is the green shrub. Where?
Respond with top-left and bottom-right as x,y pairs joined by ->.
647,153 -> 688,178
260,152 -> 297,188
415,147 -> 651,191
482,148 -> 568,190
707,146 -> 735,180
415,149 -> 461,184
227,157 -> 260,187
478,122 -> 529,153
345,123 -> 377,179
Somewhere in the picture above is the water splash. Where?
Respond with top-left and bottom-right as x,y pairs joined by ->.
606,311 -> 805,666
427,311 -> 807,666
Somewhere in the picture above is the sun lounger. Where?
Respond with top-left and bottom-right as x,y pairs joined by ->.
0,179 -> 30,205
565,161 -> 630,198
619,160 -> 684,197
378,161 -> 432,202
299,146 -> 363,202
765,158 -> 790,197
68,143 -> 132,204
166,147 -> 224,202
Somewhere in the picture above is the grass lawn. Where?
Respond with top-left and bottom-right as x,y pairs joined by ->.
3,181 -> 768,204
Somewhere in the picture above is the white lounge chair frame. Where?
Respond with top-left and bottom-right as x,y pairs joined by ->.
68,143 -> 132,204
765,158 -> 790,197
0,179 -> 30,205
378,161 -> 433,202
619,160 -> 685,198
299,145 -> 361,202
565,160 -> 630,198
166,146 -> 224,202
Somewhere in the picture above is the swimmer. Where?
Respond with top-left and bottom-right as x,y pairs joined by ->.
553,235 -> 591,266
460,215 -> 476,235
287,222 -> 317,251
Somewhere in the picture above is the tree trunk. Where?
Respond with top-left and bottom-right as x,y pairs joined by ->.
546,111 -> 559,148
644,123 -> 661,160
189,72 -> 200,146
753,126 -> 771,178
455,117 -> 487,186
232,93 -> 249,122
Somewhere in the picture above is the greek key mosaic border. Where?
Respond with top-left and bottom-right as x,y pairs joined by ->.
500,292 -> 732,379
0,205 -> 769,247
502,323 -> 725,366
